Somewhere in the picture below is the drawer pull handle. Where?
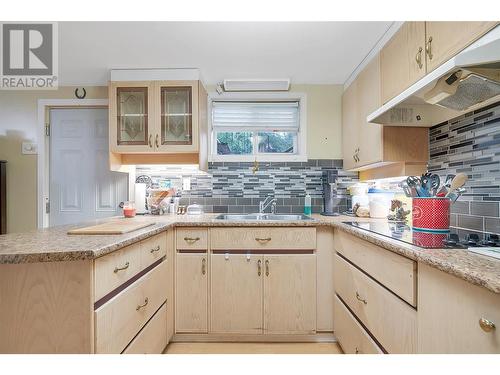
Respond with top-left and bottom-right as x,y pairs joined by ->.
356,292 -> 367,305
184,237 -> 200,244
415,47 -> 423,69
148,134 -> 153,148
136,297 -> 149,311
150,245 -> 161,253
265,259 -> 270,276
257,259 -> 262,276
255,237 -> 271,243
202,258 -> 206,275
114,261 -> 130,273
355,347 -> 360,354
479,318 -> 496,333
155,134 -> 160,148
426,36 -> 433,60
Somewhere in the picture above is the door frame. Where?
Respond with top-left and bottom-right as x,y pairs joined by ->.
37,99 -> 109,228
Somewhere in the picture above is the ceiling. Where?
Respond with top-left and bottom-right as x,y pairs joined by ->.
59,22 -> 393,86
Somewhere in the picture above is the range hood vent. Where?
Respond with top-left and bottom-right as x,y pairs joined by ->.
368,25 -> 500,126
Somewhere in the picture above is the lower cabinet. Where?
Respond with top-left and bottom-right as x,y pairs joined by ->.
210,253 -> 317,335
264,254 -> 316,334
123,303 -> 168,354
333,295 -> 383,354
175,252 -> 208,333
211,254 -> 263,334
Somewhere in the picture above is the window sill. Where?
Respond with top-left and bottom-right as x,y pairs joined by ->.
209,154 -> 308,163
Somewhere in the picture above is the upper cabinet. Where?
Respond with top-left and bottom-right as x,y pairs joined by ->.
380,22 -> 426,104
342,54 -> 428,177
380,22 -> 498,104
108,70 -> 208,171
425,22 -> 498,72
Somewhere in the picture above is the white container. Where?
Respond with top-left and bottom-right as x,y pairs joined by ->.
352,194 -> 369,209
349,183 -> 368,196
368,190 -> 394,218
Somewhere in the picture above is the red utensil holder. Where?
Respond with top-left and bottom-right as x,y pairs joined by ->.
412,197 -> 450,232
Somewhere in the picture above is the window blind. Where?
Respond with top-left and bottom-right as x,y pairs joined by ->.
212,101 -> 300,131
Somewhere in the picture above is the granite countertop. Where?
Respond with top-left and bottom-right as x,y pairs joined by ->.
1,213 -> 499,294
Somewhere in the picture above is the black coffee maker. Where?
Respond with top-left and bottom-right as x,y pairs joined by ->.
321,169 -> 341,216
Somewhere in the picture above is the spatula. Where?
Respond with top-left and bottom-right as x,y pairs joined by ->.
446,173 -> 468,197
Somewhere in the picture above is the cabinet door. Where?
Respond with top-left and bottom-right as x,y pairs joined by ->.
342,79 -> 358,170
156,81 -> 199,153
380,22 -> 426,104
263,254 -> 316,334
109,81 -> 155,153
356,54 -> 383,167
175,253 -> 208,333
210,254 -> 263,334
425,22 -> 498,72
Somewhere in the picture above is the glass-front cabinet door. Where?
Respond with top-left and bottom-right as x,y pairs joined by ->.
157,82 -> 199,152
109,82 -> 154,153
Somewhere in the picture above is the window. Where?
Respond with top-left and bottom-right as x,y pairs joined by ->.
210,95 -> 306,161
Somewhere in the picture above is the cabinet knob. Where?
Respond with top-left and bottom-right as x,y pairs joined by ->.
114,261 -> 130,273
356,291 -> 367,305
136,297 -> 149,311
415,47 -> 423,69
426,36 -> 433,60
479,318 -> 496,333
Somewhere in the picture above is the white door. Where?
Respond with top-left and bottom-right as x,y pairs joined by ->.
49,108 -> 128,226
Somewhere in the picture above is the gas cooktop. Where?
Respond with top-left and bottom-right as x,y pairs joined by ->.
343,221 -> 500,259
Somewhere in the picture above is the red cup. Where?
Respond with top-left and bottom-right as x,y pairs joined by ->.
412,197 -> 450,232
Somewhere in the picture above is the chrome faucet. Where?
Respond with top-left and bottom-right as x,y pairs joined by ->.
259,196 -> 277,214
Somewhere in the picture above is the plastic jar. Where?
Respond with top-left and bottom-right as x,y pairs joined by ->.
368,189 -> 394,218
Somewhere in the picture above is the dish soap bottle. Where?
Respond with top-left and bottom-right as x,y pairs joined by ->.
304,194 -> 312,216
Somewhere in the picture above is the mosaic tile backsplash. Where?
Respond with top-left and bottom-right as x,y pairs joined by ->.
429,101 -> 500,237
136,159 -> 359,214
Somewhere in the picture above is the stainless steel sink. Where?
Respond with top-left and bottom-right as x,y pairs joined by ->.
214,213 -> 314,221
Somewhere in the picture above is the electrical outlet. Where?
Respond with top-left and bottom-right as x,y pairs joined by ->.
22,142 -> 38,155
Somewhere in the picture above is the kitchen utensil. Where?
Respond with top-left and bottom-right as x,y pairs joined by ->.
401,181 -> 413,197
448,187 -> 466,203
444,174 -> 455,188
406,176 -> 424,197
428,174 -> 441,196
446,173 -> 468,197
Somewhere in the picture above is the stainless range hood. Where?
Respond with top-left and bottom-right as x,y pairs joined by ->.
368,25 -> 500,126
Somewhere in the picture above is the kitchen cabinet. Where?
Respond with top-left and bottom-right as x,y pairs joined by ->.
380,22 -> 426,104
341,53 -> 428,176
380,22 -> 498,104
175,252 -> 208,333
108,76 -> 208,171
425,22 -> 498,72
418,263 -> 500,354
210,254 -> 263,334
264,254 -> 316,334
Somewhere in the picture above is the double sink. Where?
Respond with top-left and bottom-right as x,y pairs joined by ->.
214,213 -> 314,221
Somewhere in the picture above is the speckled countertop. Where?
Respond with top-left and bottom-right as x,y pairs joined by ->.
1,213 -> 499,294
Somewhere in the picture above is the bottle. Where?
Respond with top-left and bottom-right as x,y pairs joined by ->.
304,194 -> 312,216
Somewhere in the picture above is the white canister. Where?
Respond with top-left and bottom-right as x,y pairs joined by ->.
368,189 -> 394,218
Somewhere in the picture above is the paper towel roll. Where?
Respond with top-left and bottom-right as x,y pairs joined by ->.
135,183 -> 147,214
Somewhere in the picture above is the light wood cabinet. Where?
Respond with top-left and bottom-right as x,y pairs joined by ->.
418,263 -> 500,354
175,252 -> 208,333
380,22 -> 497,104
210,254 -> 263,334
123,303 -> 167,354
264,254 -> 316,334
425,22 -> 498,72
342,53 -> 428,175
380,22 -> 426,104
109,79 -> 208,171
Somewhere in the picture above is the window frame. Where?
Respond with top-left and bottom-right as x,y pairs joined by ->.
208,92 -> 307,162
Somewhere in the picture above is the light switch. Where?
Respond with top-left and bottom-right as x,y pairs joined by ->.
22,142 -> 38,155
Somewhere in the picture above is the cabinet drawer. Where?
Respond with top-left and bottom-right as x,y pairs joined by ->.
334,254 -> 417,353
95,261 -> 168,354
94,242 -> 142,301
334,295 -> 383,354
334,230 -> 417,306
211,227 -> 316,250
123,302 -> 167,354
176,228 -> 208,250
141,232 -> 167,268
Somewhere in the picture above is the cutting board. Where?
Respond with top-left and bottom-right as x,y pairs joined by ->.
68,220 -> 156,235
